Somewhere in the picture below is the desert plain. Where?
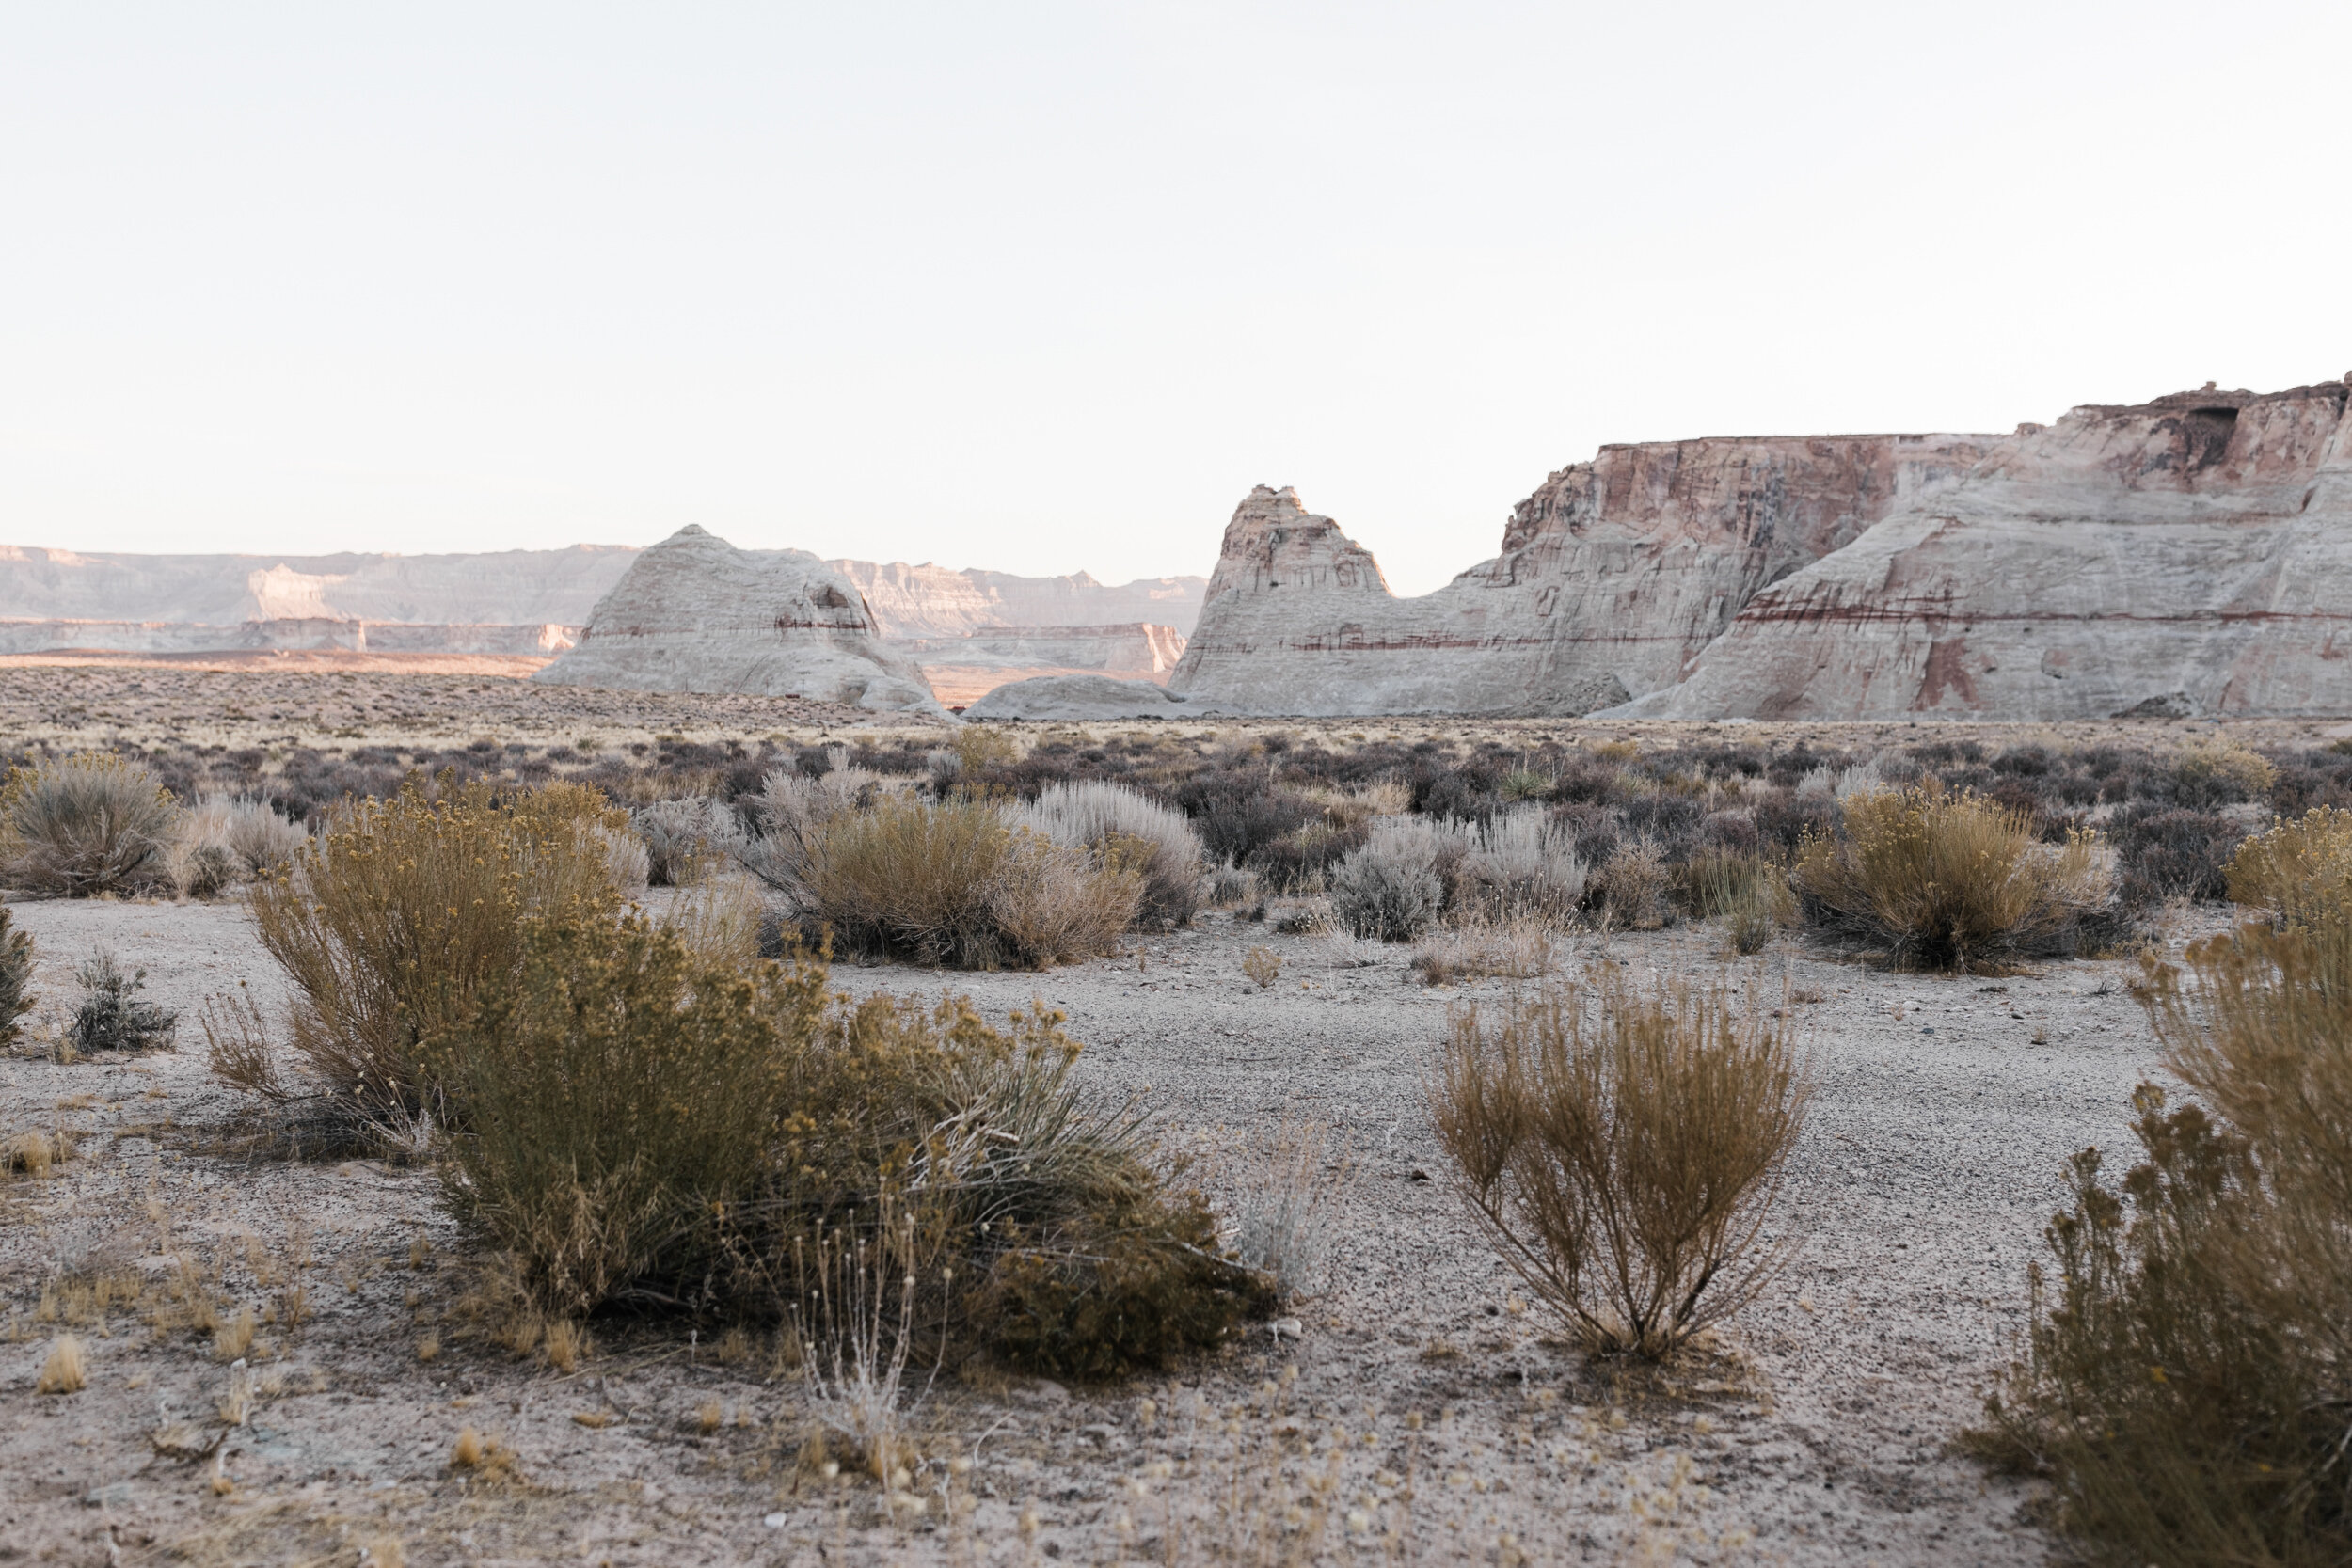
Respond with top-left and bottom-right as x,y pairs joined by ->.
0,666 -> 2333,1567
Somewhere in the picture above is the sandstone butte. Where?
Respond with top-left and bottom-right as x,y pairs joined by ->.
532,525 -> 948,716
1163,377 -> 2352,721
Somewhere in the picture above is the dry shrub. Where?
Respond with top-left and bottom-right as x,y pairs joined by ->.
68,955 -> 177,1053
657,868 -> 767,968
1593,838 -> 1671,930
1977,913 -> 2352,1563
1792,783 -> 2116,970
172,795 -> 308,896
985,832 -> 1142,967
1,752 -> 180,895
1430,969 -> 1808,1358
1241,946 -> 1281,990
223,777 -> 622,1139
2169,738 -> 2278,810
437,912 -> 1266,1374
1220,1121 -> 1345,1302
630,797 -> 742,887
1455,805 -> 1585,923
1411,911 -> 1559,986
1328,819 -> 1448,942
1008,780 -> 1203,927
1676,848 -> 1794,956
0,907 -> 34,1049
799,796 -> 1136,969
2226,806 -> 2352,927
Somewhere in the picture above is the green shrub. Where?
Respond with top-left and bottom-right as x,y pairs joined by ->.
0,908 -> 35,1047
1975,914 -> 2352,1563
220,777 -> 623,1139
1,753 -> 180,895
1792,783 -> 2116,970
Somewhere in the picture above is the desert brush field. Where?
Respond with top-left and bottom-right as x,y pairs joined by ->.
2,666 -> 2348,1567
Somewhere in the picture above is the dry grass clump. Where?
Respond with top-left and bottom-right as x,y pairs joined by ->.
630,796 -> 742,886
1431,969 -> 1808,1358
1676,848 -> 1793,956
1220,1121 -> 1345,1302
217,776 -> 623,1141
1455,805 -> 1585,923
1977,911 -> 2352,1563
2225,806 -> 2352,927
1410,912 -> 1560,986
1008,780 -> 1204,927
1,752 -> 180,895
656,867 -> 766,968
1593,839 -> 1671,930
1793,782 -> 2116,971
437,911 -> 1269,1375
171,795 -> 308,896
0,907 -> 35,1049
68,954 -> 178,1053
796,795 -> 1136,969
37,1335 -> 87,1394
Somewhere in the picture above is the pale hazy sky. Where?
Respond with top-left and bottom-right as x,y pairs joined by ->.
2,4 -> 2344,596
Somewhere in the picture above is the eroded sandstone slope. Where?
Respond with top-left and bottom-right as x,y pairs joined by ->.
532,525 -> 946,714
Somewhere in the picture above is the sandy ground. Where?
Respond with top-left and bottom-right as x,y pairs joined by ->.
0,883 -> 2217,1567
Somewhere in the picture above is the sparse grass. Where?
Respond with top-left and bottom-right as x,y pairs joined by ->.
1411,912 -> 1560,985
0,752 -> 180,895
1431,968 -> 1809,1358
1676,848 -> 1793,956
1793,783 -> 2117,970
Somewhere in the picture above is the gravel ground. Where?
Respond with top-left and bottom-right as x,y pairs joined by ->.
0,891 -> 2202,1565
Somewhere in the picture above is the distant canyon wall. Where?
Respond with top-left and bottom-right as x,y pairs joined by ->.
1168,378 -> 2352,721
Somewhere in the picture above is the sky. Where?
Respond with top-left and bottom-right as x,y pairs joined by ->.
1,4 -> 2345,597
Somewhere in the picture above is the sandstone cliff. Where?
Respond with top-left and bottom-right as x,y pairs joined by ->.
1625,379 -> 2352,720
532,527 -> 946,715
1171,430 -> 1992,716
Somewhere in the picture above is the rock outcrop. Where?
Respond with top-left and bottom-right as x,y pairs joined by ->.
533,527 -> 947,716
1171,435 -> 1991,715
1621,379 -> 2352,719
0,618 -> 578,657
963,674 -> 1210,721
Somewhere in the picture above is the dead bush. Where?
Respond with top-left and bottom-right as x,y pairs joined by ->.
1410,911 -> 1560,985
1,752 -> 180,895
629,797 -> 743,887
1328,818 -> 1451,942
224,777 -> 623,1141
1792,783 -> 2117,970
1976,911 -> 2352,1563
1593,838 -> 1672,930
1430,969 -> 1808,1358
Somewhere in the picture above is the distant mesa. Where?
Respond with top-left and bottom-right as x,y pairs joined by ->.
532,526 -> 946,716
1168,376 -> 2352,721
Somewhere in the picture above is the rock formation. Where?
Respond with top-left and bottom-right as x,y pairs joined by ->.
533,526 -> 947,716
963,673 -> 1210,721
827,561 -> 1206,639
1171,433 -> 1992,715
1621,378 -> 2352,719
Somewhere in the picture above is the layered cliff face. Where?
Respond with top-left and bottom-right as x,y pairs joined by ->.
533,527 -> 946,715
1629,379 -> 2352,719
1170,431 -> 1993,716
